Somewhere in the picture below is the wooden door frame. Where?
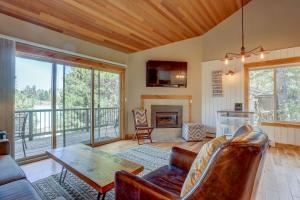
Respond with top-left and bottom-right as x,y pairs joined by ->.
92,69 -> 126,147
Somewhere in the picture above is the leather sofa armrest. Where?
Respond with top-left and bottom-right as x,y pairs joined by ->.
0,139 -> 10,155
169,147 -> 197,172
115,170 -> 179,200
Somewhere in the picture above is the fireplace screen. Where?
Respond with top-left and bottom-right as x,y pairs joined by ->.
156,112 -> 178,128
151,105 -> 182,128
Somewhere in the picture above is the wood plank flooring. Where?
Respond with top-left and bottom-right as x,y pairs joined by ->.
21,140 -> 300,200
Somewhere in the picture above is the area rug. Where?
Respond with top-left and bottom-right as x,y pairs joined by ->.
32,145 -> 170,200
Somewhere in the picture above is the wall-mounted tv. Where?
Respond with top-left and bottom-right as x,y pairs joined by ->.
146,60 -> 187,88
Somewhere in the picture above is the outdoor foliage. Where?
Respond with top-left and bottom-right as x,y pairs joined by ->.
250,66 -> 300,121
276,67 -> 300,121
16,67 -> 120,110
15,86 -> 51,109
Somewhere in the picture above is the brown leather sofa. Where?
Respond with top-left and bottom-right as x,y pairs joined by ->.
0,139 -> 41,200
115,130 -> 269,200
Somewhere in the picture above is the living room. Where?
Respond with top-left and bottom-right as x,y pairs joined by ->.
0,0 -> 299,199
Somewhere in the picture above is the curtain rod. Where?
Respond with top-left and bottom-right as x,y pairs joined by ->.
0,34 -> 127,68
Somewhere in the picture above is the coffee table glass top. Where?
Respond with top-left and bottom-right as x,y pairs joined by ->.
46,144 -> 143,192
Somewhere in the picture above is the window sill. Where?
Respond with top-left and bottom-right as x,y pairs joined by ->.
261,121 -> 300,129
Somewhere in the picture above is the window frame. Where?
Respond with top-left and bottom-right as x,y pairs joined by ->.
244,57 -> 300,126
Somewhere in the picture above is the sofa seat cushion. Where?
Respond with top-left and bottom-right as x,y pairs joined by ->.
0,155 -> 26,186
0,179 -> 41,200
143,165 -> 187,196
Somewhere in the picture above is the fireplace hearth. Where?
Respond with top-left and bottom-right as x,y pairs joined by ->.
151,105 -> 182,128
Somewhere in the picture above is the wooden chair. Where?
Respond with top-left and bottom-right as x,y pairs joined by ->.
132,108 -> 153,145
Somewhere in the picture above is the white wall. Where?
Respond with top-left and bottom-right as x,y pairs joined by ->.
201,46 -> 300,145
201,59 -> 244,130
202,0 -> 300,61
126,36 -> 202,134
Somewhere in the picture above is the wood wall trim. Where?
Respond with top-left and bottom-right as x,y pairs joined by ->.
244,56 -> 300,68
120,71 -> 126,140
16,43 -> 125,73
275,143 -> 300,150
244,65 -> 250,110
140,95 -> 192,122
261,121 -> 300,129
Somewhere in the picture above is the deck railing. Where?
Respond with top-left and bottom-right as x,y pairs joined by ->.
14,107 -> 119,141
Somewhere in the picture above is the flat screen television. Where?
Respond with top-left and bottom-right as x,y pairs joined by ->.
146,60 -> 187,88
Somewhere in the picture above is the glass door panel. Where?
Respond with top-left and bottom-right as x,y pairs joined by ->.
275,66 -> 300,121
56,64 -> 92,147
94,70 -> 120,143
15,57 -> 53,160
249,69 -> 274,121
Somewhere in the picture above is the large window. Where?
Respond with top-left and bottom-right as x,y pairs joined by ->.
14,47 -> 124,161
248,65 -> 300,122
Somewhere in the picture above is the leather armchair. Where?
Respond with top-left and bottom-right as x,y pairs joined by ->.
115,131 -> 269,200
115,147 -> 196,200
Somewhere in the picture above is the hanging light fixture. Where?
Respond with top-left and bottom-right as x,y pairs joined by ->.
222,0 -> 267,65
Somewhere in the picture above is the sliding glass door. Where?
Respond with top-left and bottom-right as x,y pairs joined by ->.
15,54 -> 123,161
14,57 -> 53,160
56,64 -> 92,148
93,70 -> 120,144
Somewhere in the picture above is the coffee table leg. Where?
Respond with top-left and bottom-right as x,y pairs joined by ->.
97,192 -> 106,200
101,192 -> 106,200
59,166 -> 68,184
59,166 -> 65,184
62,168 -> 68,183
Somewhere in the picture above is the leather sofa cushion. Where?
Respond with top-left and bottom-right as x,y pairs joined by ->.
143,165 -> 187,196
181,135 -> 226,196
0,179 -> 41,200
0,155 -> 26,186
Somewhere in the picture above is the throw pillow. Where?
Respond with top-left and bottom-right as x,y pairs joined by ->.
180,135 -> 226,197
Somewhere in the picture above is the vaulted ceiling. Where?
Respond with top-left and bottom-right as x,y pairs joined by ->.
0,0 -> 251,53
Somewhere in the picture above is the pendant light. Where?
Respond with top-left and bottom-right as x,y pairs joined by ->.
222,0 -> 267,65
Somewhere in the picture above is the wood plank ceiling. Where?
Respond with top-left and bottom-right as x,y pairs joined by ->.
0,0 -> 251,53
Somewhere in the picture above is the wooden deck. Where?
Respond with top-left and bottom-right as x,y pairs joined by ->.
15,127 -> 119,160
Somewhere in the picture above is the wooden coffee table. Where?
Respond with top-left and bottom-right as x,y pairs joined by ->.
46,144 -> 144,200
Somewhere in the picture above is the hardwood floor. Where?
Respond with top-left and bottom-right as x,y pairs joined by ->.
21,140 -> 300,200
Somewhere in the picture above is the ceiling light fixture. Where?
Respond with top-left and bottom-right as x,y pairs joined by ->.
225,70 -> 235,76
222,0 -> 267,65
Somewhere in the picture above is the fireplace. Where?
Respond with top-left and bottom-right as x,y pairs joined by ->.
151,105 -> 182,128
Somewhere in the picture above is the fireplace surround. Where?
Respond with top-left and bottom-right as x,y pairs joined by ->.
151,105 -> 183,128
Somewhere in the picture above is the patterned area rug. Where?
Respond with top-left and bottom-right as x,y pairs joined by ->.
32,145 -> 170,200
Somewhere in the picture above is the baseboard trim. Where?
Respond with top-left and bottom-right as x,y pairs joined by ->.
275,143 -> 300,149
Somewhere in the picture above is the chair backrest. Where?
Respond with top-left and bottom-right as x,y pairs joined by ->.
183,130 -> 269,200
15,113 -> 28,134
132,108 -> 148,128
